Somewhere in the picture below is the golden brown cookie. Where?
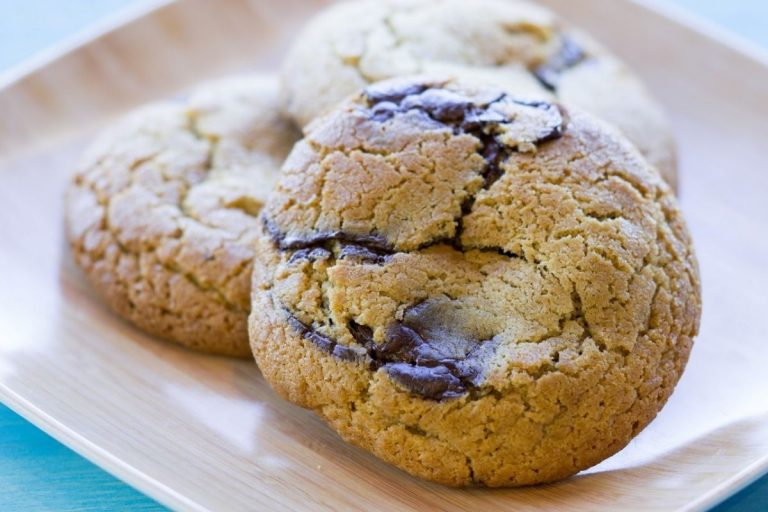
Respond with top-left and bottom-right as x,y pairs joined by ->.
66,75 -> 300,357
249,77 -> 700,485
281,0 -> 678,189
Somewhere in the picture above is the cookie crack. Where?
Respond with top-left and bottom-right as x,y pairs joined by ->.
105,219 -> 246,314
263,80 -> 694,406
360,82 -> 567,251
74,109 -> 255,317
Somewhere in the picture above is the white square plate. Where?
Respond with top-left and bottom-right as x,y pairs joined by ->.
1,0 -> 767,510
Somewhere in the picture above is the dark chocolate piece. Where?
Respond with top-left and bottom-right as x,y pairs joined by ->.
532,36 -> 586,91
288,247 -> 332,264
285,310 -> 366,362
369,101 -> 401,122
461,99 -> 508,129
386,363 -> 466,400
348,320 -> 374,346
339,243 -> 391,264
293,301 -> 496,400
365,81 -> 428,106
264,217 -> 394,256
281,230 -> 391,252
379,323 -> 425,362
400,88 -> 473,123
377,301 -> 500,399
286,312 -> 334,353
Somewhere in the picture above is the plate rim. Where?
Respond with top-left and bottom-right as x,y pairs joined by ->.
0,382 -> 206,511
1,0 -> 767,510
0,0 -> 172,90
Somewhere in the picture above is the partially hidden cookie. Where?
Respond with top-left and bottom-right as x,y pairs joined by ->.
249,77 -> 701,485
66,75 -> 301,357
281,0 -> 678,189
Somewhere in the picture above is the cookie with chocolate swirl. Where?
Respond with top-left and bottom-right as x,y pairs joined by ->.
249,77 -> 700,486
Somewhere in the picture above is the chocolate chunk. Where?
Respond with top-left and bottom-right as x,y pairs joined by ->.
363,84 -> 492,128
264,216 -> 394,256
284,299 -> 499,400
369,101 -> 401,122
461,104 -> 508,130
401,88 -> 473,123
363,300 -> 497,399
288,247 -> 332,264
400,300 -> 489,362
365,81 -> 428,106
373,300 -> 498,398
533,36 -> 586,91
349,321 -> 431,365
455,341 -> 498,386
339,243 -> 391,264
285,309 -> 366,362
382,321 -> 473,366
263,216 -> 287,245
287,313 -> 334,353
332,343 -> 366,362
348,321 -> 374,346
280,231 -> 391,252
379,323 -> 424,362
385,363 -> 466,400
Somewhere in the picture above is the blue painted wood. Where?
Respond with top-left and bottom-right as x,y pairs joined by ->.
0,405 -> 165,511
712,474 -> 768,512
0,1 -> 766,510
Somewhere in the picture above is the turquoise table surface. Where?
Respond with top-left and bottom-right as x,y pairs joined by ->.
1,1 -> 766,510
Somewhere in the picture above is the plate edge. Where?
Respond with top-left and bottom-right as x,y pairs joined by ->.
681,455 -> 768,512
0,0 -> 174,90
0,383 -> 207,512
0,0 -> 766,509
630,0 -> 768,68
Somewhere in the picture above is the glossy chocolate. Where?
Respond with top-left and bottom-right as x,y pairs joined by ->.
289,299 -> 498,400
285,310 -> 366,362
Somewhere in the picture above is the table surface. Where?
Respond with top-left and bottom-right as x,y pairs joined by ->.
1,1 -> 766,510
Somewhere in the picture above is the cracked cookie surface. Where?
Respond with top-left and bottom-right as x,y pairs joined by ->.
281,0 -> 678,189
249,77 -> 701,486
66,75 -> 301,357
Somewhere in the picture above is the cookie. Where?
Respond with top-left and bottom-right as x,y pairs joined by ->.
249,77 -> 700,486
281,0 -> 678,189
66,75 -> 301,357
